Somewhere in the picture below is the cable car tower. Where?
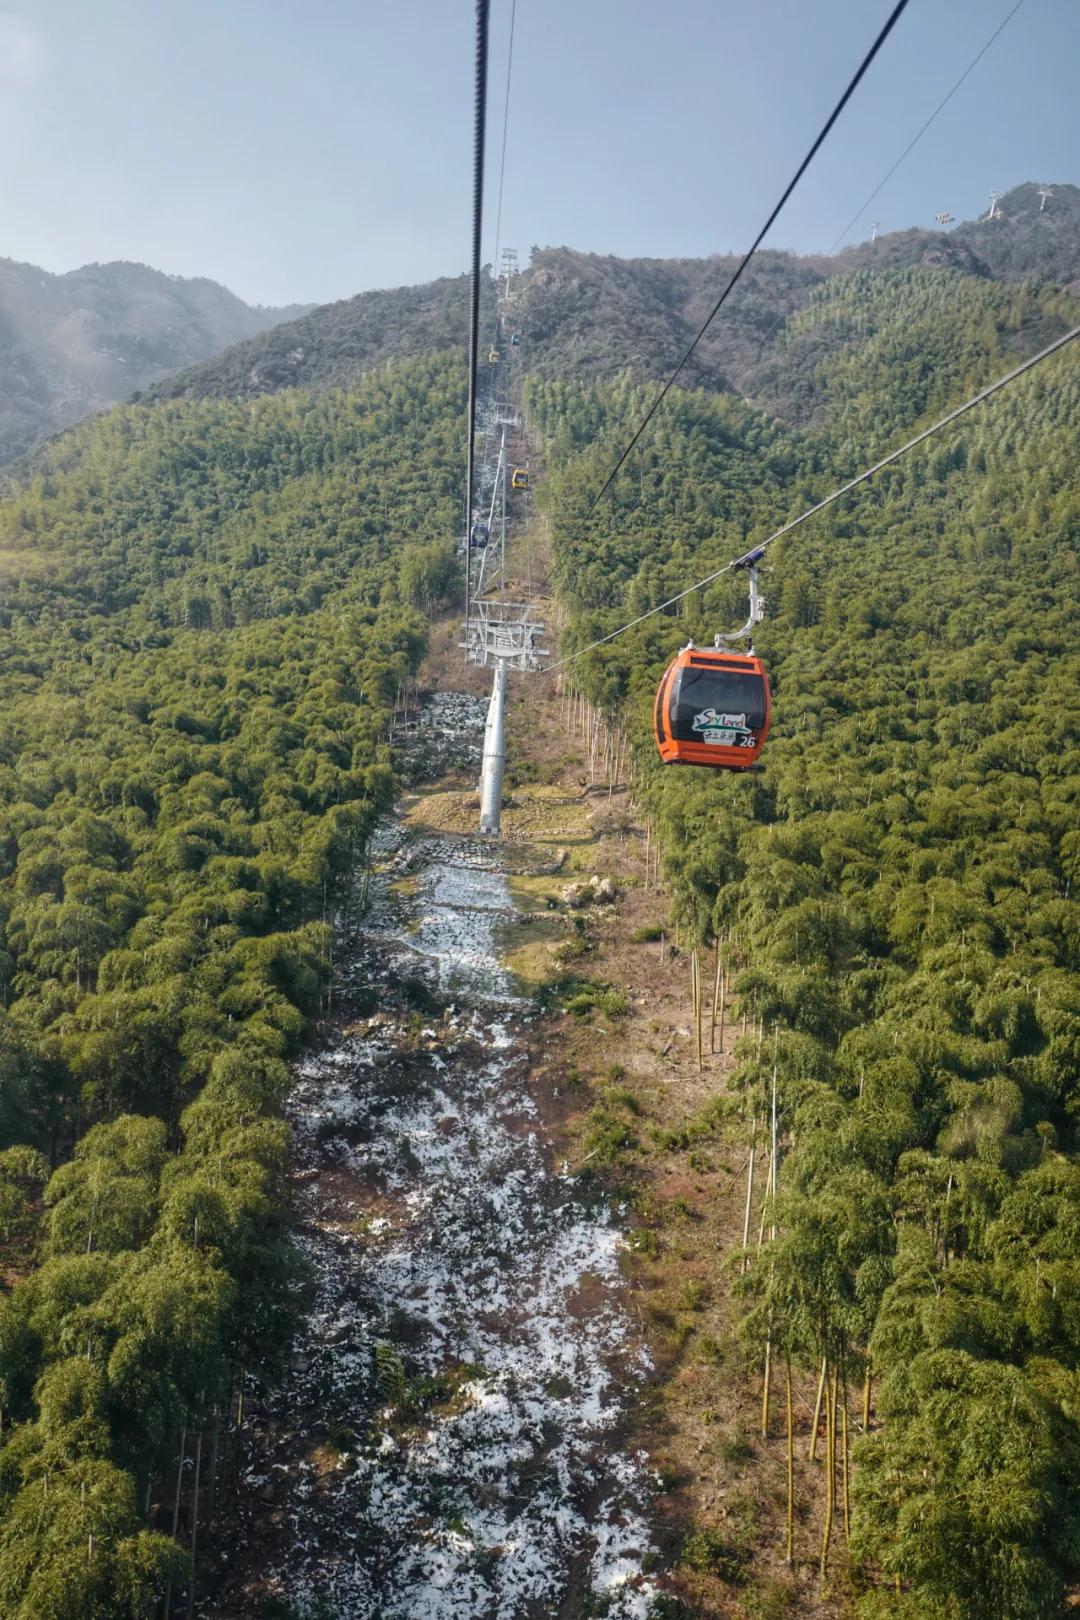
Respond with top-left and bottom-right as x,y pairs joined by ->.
460,17 -> 545,837
498,247 -> 519,302
1037,185 -> 1053,212
463,352 -> 548,836
987,190 -> 1002,220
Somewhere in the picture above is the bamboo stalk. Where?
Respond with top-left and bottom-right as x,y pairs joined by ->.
187,1429 -> 203,1619
741,1112 -> 756,1271
710,948 -> 722,1053
756,1147 -> 774,1250
809,1356 -> 827,1460
841,1377 -> 851,1548
693,948 -> 703,1072
718,967 -> 726,1051
207,1411 -> 220,1532
761,1334 -> 772,1437
785,1356 -> 795,1565
769,1044 -> 779,1243
820,1364 -> 836,1579
163,1424 -> 187,1618
862,1360 -> 872,1432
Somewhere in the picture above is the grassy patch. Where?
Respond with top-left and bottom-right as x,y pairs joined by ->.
679,1278 -> 708,1311
535,974 -> 624,1018
581,1107 -> 639,1167
630,923 -> 665,944
565,983 -> 629,1021
679,1527 -> 751,1585
600,1083 -> 640,1114
651,1095 -> 730,1152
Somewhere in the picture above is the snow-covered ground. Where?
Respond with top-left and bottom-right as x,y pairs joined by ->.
222,695 -> 662,1619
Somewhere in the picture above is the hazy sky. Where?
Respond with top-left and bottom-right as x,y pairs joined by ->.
1,0 -> 1077,307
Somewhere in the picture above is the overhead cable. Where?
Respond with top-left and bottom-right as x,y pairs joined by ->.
464,0 -> 491,646
728,0 -> 1028,399
826,0 -> 1026,253
584,0 -> 913,517
491,0 -> 518,290
543,323 -> 1080,675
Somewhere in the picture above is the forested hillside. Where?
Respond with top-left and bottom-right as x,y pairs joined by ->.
0,257 -> 311,469
146,273 -> 485,406
0,171 -> 1078,1616
0,356 -> 463,1613
530,263 -> 1080,1618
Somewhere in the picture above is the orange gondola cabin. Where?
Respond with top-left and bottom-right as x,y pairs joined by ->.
654,646 -> 771,770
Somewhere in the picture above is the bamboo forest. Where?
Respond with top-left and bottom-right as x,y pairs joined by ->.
0,6 -> 1078,1616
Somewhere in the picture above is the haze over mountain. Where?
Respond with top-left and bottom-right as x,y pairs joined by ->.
0,258 -> 313,467
148,182 -> 1080,422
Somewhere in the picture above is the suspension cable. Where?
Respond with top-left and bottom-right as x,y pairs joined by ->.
464,0 -> 491,652
584,0 -> 912,518
722,0 -> 1028,404
491,0 -> 517,302
543,323 -> 1080,676
828,0 -> 1025,253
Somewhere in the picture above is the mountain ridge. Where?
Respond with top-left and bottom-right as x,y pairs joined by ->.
143,182 -> 1080,424
0,256 -> 314,466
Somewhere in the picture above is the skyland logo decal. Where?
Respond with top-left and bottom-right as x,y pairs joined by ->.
692,708 -> 756,747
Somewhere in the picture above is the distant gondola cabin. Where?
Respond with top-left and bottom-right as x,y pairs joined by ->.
654,646 -> 771,769
511,468 -> 529,490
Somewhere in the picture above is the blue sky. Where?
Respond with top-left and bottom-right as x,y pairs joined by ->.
0,0 -> 1076,307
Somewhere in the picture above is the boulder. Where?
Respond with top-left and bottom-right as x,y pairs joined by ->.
561,882 -> 591,908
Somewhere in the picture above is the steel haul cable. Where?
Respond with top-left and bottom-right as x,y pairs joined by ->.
533,0 -> 914,600
584,0 -> 913,518
827,0 -> 1026,253
716,0 -> 1030,407
543,323 -> 1080,676
533,0 -> 1029,603
491,0 -> 517,302
464,0 -> 491,653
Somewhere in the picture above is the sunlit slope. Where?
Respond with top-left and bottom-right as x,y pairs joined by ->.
534,279 -> 1080,1619
0,354 -> 466,633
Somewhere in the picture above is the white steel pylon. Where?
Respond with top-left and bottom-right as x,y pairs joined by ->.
498,247 -> 518,300
479,660 -> 508,835
463,266 -> 544,837
461,603 -> 548,837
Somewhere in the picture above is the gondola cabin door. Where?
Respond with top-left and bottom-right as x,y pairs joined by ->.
654,648 -> 771,769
